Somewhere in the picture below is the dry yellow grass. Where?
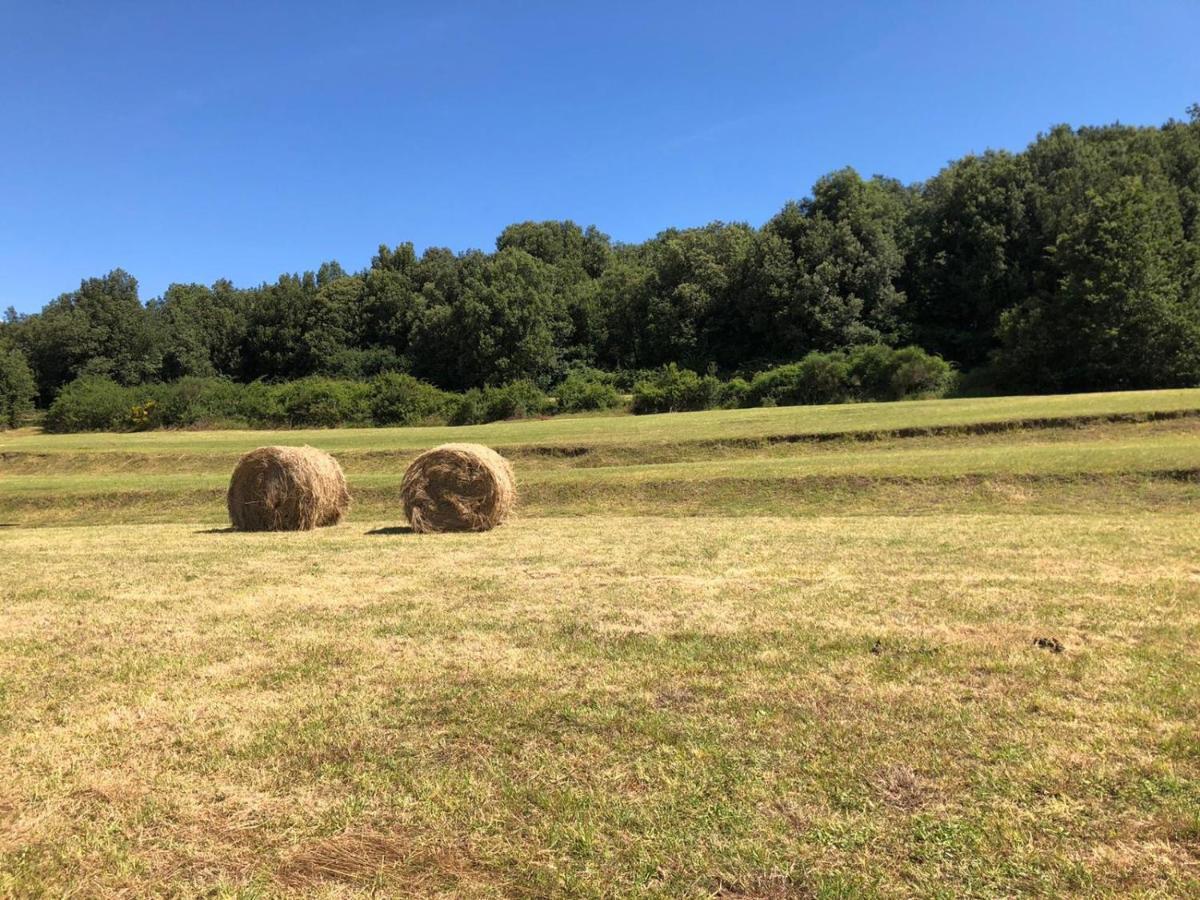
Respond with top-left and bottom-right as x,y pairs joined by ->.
2,396 -> 1199,895
1,513 -> 1198,896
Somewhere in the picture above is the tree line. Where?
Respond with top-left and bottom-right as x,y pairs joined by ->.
2,107 -> 1199,427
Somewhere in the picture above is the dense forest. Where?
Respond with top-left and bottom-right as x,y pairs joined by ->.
2,108 -> 1199,429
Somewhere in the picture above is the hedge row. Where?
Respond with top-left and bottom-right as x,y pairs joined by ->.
630,346 -> 955,413
43,347 -> 953,432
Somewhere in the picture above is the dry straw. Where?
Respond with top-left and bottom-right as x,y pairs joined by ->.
400,443 -> 516,533
227,445 -> 350,531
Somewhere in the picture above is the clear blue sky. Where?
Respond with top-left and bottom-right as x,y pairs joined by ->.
2,0 -> 1197,313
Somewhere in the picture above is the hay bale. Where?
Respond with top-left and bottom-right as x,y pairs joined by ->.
227,445 -> 350,531
400,443 -> 516,533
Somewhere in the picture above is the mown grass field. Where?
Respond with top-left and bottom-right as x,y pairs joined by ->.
2,389 -> 1199,897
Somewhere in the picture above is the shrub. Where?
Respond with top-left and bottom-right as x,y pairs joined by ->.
236,380 -> 287,427
844,344 -> 897,400
322,347 -> 408,379
369,373 -> 453,426
480,380 -> 551,421
554,368 -> 622,413
885,346 -> 956,399
45,377 -> 137,432
609,369 -> 655,392
45,377 -> 256,432
951,364 -> 1002,398
155,377 -> 244,427
846,344 -> 954,401
275,378 -> 371,427
747,353 -> 851,407
449,389 -> 485,426
631,364 -> 722,414
37,349 -> 957,433
449,380 -> 551,425
719,377 -> 751,409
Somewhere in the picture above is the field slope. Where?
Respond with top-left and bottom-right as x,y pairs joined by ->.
1,389 -> 1199,896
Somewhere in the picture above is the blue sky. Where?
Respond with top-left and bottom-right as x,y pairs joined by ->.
2,0 -> 1197,313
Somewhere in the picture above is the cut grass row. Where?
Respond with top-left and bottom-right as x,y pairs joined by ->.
9,477 -> 1195,529
5,387 -> 1200,455
5,428 -> 1198,492
5,414 -> 1200,476
3,418 -> 1198,526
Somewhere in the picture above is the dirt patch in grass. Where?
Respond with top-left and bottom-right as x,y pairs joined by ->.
874,765 -> 932,811
278,829 -> 487,892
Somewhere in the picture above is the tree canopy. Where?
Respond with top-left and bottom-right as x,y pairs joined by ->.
4,109 -> 1200,408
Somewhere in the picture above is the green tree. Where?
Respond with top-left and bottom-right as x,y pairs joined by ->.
411,247 -> 569,388
997,176 -> 1197,390
765,169 -> 913,353
633,222 -> 756,368
241,272 -> 356,380
19,269 -> 161,400
905,151 -> 1036,367
150,280 -> 248,379
0,336 -> 36,427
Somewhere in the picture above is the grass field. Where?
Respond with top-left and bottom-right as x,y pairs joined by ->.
2,389 -> 1199,896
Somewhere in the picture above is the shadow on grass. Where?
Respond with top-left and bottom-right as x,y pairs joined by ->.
195,527 -> 237,534
366,526 -> 415,536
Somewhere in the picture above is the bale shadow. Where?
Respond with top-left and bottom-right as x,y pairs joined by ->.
366,526 -> 415,536
195,527 -> 237,534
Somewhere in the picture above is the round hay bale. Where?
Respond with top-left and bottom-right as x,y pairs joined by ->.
227,446 -> 350,532
400,443 -> 516,533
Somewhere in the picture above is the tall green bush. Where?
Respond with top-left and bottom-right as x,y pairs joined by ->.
369,373 -> 454,426
45,377 -> 138,433
553,367 -> 622,413
746,353 -> 851,407
450,380 -> 551,425
631,364 -> 722,413
276,378 -> 371,427
845,344 -> 955,400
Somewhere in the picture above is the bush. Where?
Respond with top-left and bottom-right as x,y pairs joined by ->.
449,389 -> 485,426
884,346 -> 956,399
37,349 -> 957,433
369,373 -> 453,426
0,342 -> 37,428
631,364 -> 722,414
719,377 -> 751,409
450,380 -> 551,425
609,369 -> 655,393
846,344 -> 954,401
747,353 -> 851,407
554,367 -> 622,413
236,380 -> 287,427
741,346 -> 955,409
45,377 -> 138,432
448,380 -> 551,425
275,378 -> 371,427
843,344 -> 897,400
481,380 -> 551,421
154,377 -> 244,427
